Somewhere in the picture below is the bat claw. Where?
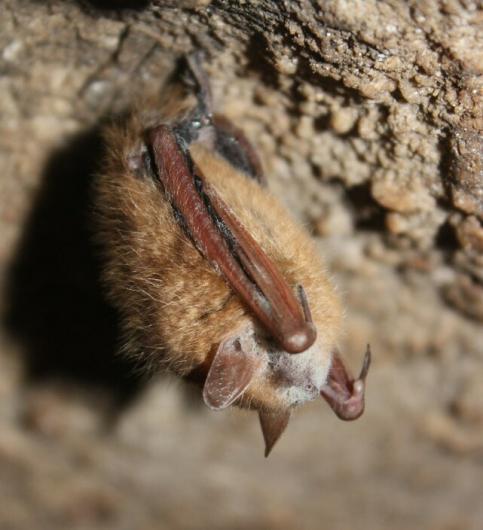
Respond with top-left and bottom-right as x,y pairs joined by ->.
359,344 -> 371,381
320,345 -> 372,421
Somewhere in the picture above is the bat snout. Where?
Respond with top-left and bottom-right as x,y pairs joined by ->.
269,340 -> 332,407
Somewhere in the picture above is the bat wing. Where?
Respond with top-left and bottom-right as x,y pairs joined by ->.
184,53 -> 264,183
212,115 -> 265,185
147,125 -> 315,354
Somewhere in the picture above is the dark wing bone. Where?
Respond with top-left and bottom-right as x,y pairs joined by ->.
147,125 -> 316,354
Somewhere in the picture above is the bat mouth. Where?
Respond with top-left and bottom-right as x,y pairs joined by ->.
320,345 -> 371,421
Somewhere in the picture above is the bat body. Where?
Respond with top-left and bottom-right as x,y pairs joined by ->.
95,55 -> 370,456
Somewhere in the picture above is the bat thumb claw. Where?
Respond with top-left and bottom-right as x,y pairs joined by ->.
358,344 -> 372,382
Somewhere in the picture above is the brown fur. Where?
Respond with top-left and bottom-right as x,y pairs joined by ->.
94,87 -> 342,413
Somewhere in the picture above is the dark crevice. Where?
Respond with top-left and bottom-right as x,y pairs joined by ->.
435,220 -> 459,253
294,55 -> 364,104
437,129 -> 454,198
78,0 -> 150,11
312,113 -> 331,133
342,182 -> 386,232
244,32 -> 280,89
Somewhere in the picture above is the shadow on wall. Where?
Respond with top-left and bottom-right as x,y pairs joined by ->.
4,127 -> 145,410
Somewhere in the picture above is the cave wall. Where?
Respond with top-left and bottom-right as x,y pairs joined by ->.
0,1 -> 482,529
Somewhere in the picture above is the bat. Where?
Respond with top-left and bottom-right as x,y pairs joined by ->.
95,53 -> 371,456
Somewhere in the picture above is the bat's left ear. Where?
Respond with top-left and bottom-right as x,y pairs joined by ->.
203,331 -> 264,410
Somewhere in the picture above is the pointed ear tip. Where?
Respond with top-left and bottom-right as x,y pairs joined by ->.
263,438 -> 275,458
263,439 -> 275,457
258,409 -> 291,459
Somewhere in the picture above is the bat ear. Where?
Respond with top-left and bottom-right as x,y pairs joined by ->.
259,409 -> 291,457
203,331 -> 264,410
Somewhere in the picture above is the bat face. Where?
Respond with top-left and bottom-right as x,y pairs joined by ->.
95,54 -> 370,456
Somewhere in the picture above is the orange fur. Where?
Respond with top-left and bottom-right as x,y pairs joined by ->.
94,87 -> 342,413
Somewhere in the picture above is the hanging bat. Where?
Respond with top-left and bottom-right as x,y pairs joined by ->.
95,53 -> 371,456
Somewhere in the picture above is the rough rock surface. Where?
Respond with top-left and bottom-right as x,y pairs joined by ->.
0,1 -> 482,529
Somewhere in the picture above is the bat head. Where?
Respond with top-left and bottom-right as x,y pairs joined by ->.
202,321 -> 333,412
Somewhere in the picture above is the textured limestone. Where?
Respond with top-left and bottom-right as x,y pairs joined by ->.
1,1 -> 482,529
